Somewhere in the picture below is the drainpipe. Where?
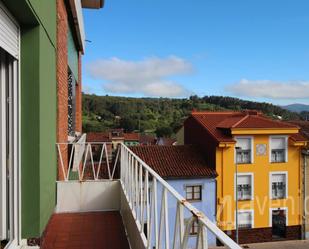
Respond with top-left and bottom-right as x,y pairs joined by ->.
303,149 -> 309,240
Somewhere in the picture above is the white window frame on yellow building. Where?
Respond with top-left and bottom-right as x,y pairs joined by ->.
234,172 -> 254,201
235,209 -> 254,229
269,171 -> 288,200
234,136 -> 254,164
269,136 -> 288,163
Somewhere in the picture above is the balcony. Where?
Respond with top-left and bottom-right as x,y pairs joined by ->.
52,139 -> 241,249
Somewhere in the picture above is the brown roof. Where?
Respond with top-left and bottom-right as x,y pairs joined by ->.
124,133 -> 140,141
287,121 -> 309,141
139,134 -> 157,145
130,145 -> 217,179
86,132 -> 111,142
191,111 -> 301,143
156,137 -> 177,146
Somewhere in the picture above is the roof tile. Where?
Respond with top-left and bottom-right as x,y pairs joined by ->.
130,145 -> 217,179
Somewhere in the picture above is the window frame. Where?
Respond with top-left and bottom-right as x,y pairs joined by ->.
269,171 -> 288,200
269,136 -> 288,163
0,9 -> 20,246
269,207 -> 288,227
234,136 -> 254,164
185,184 -> 202,202
184,218 -> 199,236
235,209 -> 254,230
234,173 -> 254,201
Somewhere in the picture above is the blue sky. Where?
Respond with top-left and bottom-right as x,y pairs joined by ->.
82,0 -> 309,105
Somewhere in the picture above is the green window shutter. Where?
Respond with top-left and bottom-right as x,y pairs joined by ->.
67,25 -> 79,81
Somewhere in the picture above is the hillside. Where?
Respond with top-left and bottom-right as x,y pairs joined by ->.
282,103 -> 309,113
82,94 -> 301,136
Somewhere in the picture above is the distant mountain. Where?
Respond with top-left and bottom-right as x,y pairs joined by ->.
282,104 -> 309,113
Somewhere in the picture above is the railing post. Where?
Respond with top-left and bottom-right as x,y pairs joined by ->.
196,222 -> 208,249
139,163 -> 144,232
173,201 -> 184,249
158,187 -> 169,249
182,216 -> 195,249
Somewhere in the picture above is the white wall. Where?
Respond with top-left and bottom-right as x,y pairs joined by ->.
56,180 -> 120,213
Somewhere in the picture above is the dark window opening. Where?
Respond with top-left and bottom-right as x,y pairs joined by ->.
68,69 -> 76,136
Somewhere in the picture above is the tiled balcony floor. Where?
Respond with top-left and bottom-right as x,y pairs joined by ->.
42,211 -> 130,249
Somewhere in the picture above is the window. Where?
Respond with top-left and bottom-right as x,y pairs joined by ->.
236,174 -> 253,200
235,137 -> 252,164
237,211 -> 253,229
190,220 -> 199,235
184,219 -> 199,236
185,185 -> 202,201
68,69 -> 76,136
270,173 -> 287,199
270,137 -> 287,163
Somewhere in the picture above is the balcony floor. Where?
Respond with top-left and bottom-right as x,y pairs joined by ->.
42,211 -> 130,249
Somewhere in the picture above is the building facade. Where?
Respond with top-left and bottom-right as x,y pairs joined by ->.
288,121 -> 309,239
131,145 -> 218,246
0,1 -> 102,248
184,111 -> 306,244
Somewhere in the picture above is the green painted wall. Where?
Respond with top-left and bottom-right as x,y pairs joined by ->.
4,0 -> 57,238
20,26 -> 41,237
38,25 -> 57,234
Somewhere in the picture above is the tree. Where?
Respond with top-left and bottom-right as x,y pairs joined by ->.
155,126 -> 173,138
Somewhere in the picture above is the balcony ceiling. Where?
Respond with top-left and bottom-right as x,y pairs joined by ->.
82,0 -> 104,9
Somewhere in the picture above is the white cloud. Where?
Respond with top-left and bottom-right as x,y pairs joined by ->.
226,79 -> 309,99
86,56 -> 193,97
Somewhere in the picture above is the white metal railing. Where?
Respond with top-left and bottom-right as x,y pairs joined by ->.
56,141 -> 119,181
120,144 -> 242,249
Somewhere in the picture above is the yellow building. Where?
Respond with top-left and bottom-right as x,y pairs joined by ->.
184,111 -> 307,244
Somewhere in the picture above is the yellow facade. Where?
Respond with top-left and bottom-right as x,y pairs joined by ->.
216,130 -> 305,231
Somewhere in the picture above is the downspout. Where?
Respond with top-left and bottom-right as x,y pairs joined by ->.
303,149 -> 309,239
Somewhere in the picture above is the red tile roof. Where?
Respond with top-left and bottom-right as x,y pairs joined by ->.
130,145 -> 217,179
139,134 -> 157,145
287,121 -> 309,141
156,137 -> 177,146
86,132 -> 111,142
191,111 -> 301,143
124,132 -> 140,141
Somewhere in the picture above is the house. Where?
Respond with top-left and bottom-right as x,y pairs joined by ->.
183,111 -> 307,244
288,121 -> 309,239
124,132 -> 140,146
156,137 -> 177,146
0,0 -> 103,248
139,134 -> 157,145
130,145 -> 218,247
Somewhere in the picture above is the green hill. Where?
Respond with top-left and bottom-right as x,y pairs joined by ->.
82,94 -> 301,136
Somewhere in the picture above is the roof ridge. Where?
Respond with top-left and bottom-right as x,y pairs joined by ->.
255,115 -> 299,128
231,114 -> 249,128
191,111 -> 241,115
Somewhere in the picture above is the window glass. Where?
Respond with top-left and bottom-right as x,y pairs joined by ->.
271,174 -> 286,199
237,175 -> 252,200
271,137 -> 286,163
236,138 -> 252,164
185,185 -> 202,201
238,211 -> 253,229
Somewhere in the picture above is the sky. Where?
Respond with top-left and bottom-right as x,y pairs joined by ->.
82,0 -> 309,105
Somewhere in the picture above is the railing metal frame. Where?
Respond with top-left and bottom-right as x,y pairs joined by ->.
120,144 -> 242,249
56,142 -> 119,181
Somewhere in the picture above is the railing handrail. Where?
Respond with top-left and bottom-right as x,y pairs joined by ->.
120,143 -> 242,249
56,141 -> 113,145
